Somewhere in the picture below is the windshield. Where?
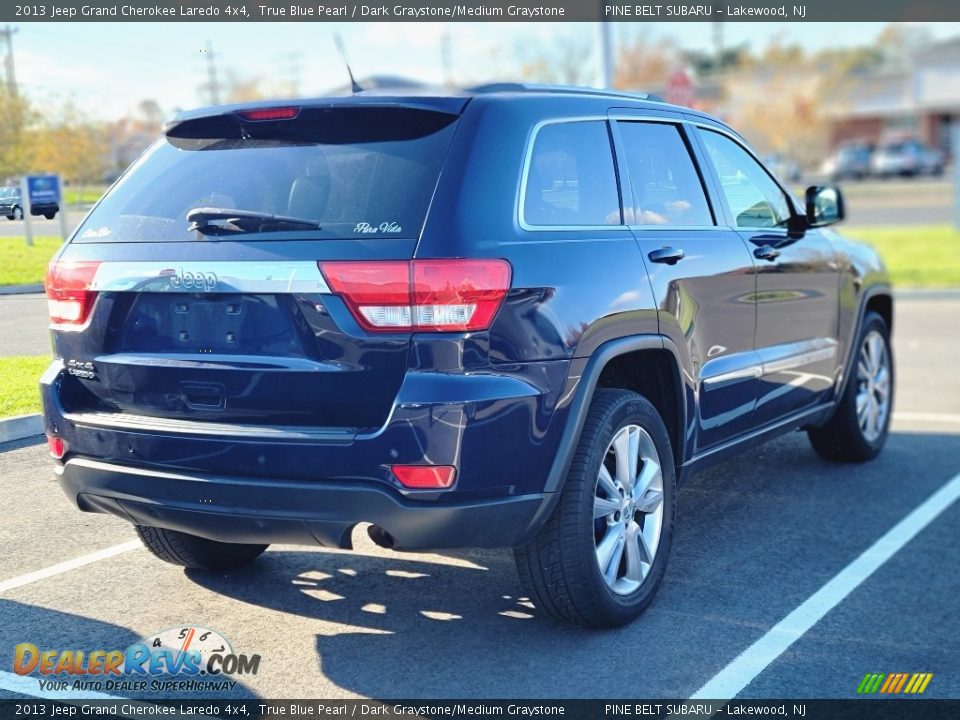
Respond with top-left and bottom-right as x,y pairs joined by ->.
75,106 -> 458,242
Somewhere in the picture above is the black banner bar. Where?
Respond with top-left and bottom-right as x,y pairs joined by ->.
0,700 -> 957,720
6,0 -> 960,22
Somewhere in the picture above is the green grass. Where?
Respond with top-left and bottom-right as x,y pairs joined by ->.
63,185 -> 107,207
0,355 -> 50,417
0,236 -> 62,286
851,225 -> 960,288
0,226 -> 957,289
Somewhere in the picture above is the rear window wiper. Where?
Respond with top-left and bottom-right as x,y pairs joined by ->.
186,207 -> 321,236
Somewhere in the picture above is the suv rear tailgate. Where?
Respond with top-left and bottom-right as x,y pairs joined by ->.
51,240 -> 416,430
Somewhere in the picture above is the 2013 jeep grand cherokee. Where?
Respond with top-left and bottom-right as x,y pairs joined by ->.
42,85 -> 893,627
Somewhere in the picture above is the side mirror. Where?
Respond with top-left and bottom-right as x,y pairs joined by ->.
805,186 -> 845,227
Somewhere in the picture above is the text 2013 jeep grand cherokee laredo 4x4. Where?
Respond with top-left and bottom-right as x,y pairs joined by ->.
42,85 -> 893,627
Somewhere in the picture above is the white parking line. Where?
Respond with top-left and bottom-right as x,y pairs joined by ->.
0,541 -> 140,594
893,411 -> 960,424
692,470 -> 960,700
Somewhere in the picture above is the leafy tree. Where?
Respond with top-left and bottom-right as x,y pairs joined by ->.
0,92 -> 35,181
29,102 -> 108,200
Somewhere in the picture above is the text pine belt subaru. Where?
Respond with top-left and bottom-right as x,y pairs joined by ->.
42,85 -> 894,627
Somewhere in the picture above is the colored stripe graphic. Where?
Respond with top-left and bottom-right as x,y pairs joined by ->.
906,673 -> 934,694
858,672 -> 933,694
858,674 -> 886,694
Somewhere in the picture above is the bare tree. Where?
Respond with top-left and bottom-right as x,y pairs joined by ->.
614,33 -> 678,90
515,36 -> 595,86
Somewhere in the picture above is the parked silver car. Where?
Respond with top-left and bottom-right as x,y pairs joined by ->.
822,144 -> 873,181
871,140 -> 943,177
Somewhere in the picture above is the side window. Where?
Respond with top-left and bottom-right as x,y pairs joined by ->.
617,121 -> 714,227
523,121 -> 621,227
700,130 -> 792,229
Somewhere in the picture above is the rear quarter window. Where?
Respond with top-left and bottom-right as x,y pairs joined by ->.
522,120 -> 621,227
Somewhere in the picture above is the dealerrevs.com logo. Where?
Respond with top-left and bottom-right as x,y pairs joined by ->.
13,626 -> 260,693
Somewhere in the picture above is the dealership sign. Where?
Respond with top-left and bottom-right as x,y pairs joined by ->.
26,174 -> 62,207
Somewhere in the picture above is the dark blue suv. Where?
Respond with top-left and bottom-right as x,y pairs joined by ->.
41,85 -> 894,627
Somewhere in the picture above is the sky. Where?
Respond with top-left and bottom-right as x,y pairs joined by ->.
13,21 -> 960,121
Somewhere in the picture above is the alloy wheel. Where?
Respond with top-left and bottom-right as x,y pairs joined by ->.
594,424 -> 665,596
856,330 -> 891,442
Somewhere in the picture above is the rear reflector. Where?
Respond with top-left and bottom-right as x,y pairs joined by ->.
319,259 -> 511,332
236,107 -> 300,121
45,260 -> 102,326
46,435 -> 66,459
392,465 -> 456,489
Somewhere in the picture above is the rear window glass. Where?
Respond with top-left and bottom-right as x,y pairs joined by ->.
75,107 -> 458,242
523,121 -> 621,227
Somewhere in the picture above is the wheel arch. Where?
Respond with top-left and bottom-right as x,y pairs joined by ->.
834,285 -> 894,403
866,292 -> 893,334
518,335 -> 689,545
544,335 -> 688,495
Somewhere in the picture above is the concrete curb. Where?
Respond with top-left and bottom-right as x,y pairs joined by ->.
0,414 -> 43,444
895,288 -> 960,299
0,284 -> 43,295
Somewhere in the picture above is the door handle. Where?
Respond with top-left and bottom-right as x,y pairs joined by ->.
648,247 -> 685,265
754,245 -> 781,262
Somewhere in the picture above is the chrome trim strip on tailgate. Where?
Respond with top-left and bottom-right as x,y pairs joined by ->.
89,261 -> 331,294
64,410 -> 356,442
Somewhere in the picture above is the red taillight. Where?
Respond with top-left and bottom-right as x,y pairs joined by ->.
236,107 -> 300,121
46,435 -> 66,459
392,465 -> 456,489
319,259 -> 511,333
45,260 -> 101,326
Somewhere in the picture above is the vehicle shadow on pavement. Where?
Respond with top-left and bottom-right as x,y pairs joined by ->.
0,600 -> 261,700
187,431 -> 960,699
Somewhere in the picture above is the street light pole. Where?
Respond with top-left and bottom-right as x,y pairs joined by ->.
20,176 -> 32,247
0,25 -> 18,95
598,21 -> 614,89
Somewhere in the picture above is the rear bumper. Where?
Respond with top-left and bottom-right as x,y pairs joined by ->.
42,358 -> 574,550
57,457 -> 546,550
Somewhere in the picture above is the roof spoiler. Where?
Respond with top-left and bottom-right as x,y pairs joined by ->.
164,96 -> 468,138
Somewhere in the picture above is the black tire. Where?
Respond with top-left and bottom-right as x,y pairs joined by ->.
44,213 -> 55,220
135,526 -> 267,571
808,311 -> 893,462
12,207 -> 22,221
514,389 -> 676,628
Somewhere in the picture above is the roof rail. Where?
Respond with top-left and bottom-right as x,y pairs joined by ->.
465,82 -> 663,103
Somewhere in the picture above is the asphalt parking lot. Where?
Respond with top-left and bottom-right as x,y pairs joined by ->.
0,295 -> 957,701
